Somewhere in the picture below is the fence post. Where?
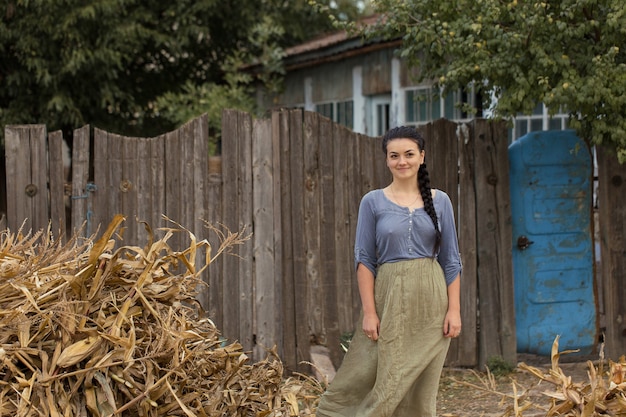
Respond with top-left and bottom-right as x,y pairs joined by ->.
597,145 -> 626,360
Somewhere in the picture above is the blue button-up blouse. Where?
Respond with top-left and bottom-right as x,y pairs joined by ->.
354,189 -> 462,286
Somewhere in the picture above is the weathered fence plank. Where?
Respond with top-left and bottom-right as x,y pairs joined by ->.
70,126 -> 91,236
108,133 -> 125,238
48,130 -> 67,237
219,110 -> 255,353
135,136 -> 153,244
122,136 -> 138,241
456,122 -> 479,367
317,114 -> 342,368
347,129 -> 362,327
597,145 -> 626,360
425,120 -> 461,221
374,140 -> 391,195
358,133 -> 376,195
303,111 -> 323,346
426,119 -> 467,366
151,135 -> 166,235
30,126 -> 48,232
164,128 -> 183,250
192,116 -> 210,276
5,125 -> 48,233
288,109 -> 311,373
275,110 -> 297,370
180,121 -> 194,239
269,111 -> 286,362
205,155 -> 224,325
472,120 -> 516,368
333,123 -> 355,345
92,128 -> 109,235
221,110 -> 244,348
238,111 -> 254,354
252,117 -> 277,361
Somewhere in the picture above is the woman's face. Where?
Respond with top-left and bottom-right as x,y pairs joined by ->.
386,138 -> 425,180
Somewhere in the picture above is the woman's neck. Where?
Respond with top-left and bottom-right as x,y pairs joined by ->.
390,180 -> 419,193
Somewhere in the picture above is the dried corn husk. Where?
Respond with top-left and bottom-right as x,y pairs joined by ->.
508,336 -> 626,416
0,216 -> 323,416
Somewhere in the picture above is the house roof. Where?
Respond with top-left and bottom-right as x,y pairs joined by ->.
281,15 -> 401,71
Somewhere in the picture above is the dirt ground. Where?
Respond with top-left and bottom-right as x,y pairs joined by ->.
437,353 -> 596,417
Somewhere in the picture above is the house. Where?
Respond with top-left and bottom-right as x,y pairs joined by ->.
256,16 -> 570,140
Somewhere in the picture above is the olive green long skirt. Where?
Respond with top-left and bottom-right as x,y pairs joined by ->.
316,258 -> 451,417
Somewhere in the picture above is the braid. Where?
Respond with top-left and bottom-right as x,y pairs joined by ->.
418,163 -> 441,256
382,126 -> 441,256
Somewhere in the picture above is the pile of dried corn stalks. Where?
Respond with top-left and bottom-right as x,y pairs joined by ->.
510,336 -> 626,416
476,336 -> 626,417
0,215 -> 323,416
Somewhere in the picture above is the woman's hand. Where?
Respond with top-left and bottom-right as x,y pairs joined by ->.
357,264 -> 379,341
444,275 -> 461,338
362,312 -> 380,341
443,309 -> 462,338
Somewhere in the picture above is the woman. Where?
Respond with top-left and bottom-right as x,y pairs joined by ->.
316,126 -> 462,417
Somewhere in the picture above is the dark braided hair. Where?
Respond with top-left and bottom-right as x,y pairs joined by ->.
382,126 -> 442,256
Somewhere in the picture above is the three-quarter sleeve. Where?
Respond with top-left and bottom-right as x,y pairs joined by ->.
436,193 -> 462,286
354,193 -> 378,276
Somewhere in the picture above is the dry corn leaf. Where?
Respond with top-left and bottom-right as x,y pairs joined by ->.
514,338 -> 626,417
56,336 -> 102,368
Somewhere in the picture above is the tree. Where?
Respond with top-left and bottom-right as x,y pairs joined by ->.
155,0 -> 370,141
0,0 -> 366,149
361,0 -> 626,161
1,1 -> 260,139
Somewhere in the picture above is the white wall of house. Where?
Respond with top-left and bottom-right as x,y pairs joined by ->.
353,66 -> 366,134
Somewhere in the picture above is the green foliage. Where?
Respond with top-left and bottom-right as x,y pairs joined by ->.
1,0 -> 255,140
1,0 -> 366,149
155,54 -> 256,154
362,0 -> 626,162
485,355 -> 515,377
278,0 -> 366,44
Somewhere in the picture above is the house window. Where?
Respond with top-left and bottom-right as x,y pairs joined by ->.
371,95 -> 391,136
406,89 -> 441,123
375,103 -> 390,136
549,117 -> 565,131
512,104 -> 569,141
316,103 -> 334,121
337,101 -> 354,129
315,100 -> 354,129
406,87 -> 478,124
443,90 -> 476,120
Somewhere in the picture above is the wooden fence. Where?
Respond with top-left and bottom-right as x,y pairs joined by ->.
210,110 -> 516,372
3,109 -> 625,374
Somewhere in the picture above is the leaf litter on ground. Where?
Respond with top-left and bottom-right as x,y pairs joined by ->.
444,335 -> 626,417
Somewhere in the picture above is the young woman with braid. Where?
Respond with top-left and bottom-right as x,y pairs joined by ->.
316,126 -> 462,417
